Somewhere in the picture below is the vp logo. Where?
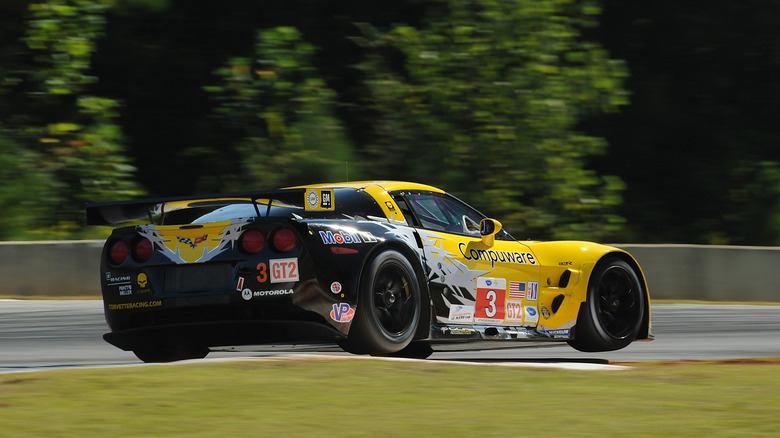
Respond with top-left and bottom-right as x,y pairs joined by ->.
330,303 -> 355,323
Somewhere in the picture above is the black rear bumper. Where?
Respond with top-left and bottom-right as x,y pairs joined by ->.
104,319 -> 345,351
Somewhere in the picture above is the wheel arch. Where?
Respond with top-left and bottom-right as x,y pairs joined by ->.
593,251 -> 651,340
356,241 -> 432,341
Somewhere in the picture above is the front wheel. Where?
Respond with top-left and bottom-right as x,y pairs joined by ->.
341,250 -> 422,355
568,257 -> 645,352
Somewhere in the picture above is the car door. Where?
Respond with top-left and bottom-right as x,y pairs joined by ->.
392,191 -> 541,327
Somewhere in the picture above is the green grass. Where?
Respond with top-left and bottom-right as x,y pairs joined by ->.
1,357 -> 779,437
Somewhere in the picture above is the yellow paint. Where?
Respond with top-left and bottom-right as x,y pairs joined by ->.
156,221 -> 231,264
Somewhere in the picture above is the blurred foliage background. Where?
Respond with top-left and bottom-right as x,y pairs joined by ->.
1,0 -> 779,245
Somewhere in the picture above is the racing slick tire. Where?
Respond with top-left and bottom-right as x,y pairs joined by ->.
568,257 -> 645,352
341,250 -> 422,355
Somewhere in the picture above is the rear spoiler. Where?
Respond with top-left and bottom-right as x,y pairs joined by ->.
86,189 -> 308,226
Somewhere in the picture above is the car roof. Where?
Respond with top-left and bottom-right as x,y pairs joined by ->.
86,181 -> 447,226
288,181 -> 445,194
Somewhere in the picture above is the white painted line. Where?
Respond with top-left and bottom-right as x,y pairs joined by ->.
0,354 -> 630,375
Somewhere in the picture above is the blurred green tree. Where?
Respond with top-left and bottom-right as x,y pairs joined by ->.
355,0 -> 628,240
0,0 -> 142,238
0,133 -> 53,239
204,26 -> 353,190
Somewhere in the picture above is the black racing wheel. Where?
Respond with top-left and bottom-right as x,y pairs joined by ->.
342,249 -> 422,355
568,257 -> 645,352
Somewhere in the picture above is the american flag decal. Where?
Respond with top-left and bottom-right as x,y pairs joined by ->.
508,281 -> 525,300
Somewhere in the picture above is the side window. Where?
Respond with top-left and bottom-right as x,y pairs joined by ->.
397,192 -> 483,236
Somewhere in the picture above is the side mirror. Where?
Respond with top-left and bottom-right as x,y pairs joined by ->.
480,218 -> 502,246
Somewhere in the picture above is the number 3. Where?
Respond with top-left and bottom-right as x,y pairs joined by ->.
485,290 -> 497,317
256,262 -> 268,283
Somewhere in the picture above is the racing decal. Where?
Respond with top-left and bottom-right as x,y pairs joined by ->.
106,273 -> 133,296
474,277 -> 506,323
177,234 -> 208,248
527,281 -> 539,301
447,304 -> 475,322
458,243 -> 537,268
539,328 -> 571,337
330,282 -> 343,294
505,300 -> 524,322
107,300 -> 162,310
508,281 -> 525,300
537,320 -> 575,338
242,288 -> 294,300
305,188 -> 335,211
137,273 -> 148,288
319,230 -> 378,244
106,273 -> 131,284
330,303 -> 355,322
256,262 -> 268,282
118,284 -> 133,296
137,218 -> 250,264
440,326 -> 477,336
417,230 -> 488,306
270,258 -> 299,283
136,273 -> 150,294
236,276 -> 245,291
524,306 -> 539,323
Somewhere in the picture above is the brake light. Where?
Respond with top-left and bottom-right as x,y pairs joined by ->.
330,247 -> 358,255
133,237 -> 154,263
240,229 -> 265,254
109,240 -> 129,265
272,228 -> 296,252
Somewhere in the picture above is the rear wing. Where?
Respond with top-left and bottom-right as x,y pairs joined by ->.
86,188 -> 335,226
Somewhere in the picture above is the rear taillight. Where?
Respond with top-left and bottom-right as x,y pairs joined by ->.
272,228 -> 296,252
109,240 -> 129,265
240,229 -> 265,254
133,237 -> 154,263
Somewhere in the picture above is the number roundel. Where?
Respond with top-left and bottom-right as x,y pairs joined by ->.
475,278 -> 505,322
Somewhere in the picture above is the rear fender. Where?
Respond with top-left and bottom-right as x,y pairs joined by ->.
355,237 -> 432,341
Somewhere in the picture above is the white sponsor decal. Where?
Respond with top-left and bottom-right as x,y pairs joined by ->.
524,306 -> 539,323
243,288 -> 294,300
448,304 -> 475,322
270,258 -> 299,283
505,300 -> 524,322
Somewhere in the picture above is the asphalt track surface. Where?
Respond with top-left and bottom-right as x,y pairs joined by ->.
1,301 -> 779,374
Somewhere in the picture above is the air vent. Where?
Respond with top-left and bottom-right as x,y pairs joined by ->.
559,269 -> 572,288
551,294 -> 565,314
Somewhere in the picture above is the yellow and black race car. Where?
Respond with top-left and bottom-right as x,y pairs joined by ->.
86,181 -> 651,362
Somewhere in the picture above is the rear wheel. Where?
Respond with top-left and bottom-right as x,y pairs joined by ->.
342,250 -> 422,355
568,258 -> 645,352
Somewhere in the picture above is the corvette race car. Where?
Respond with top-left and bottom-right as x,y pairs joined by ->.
86,181 -> 651,362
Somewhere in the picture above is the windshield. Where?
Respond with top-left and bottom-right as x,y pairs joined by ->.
392,190 -> 514,240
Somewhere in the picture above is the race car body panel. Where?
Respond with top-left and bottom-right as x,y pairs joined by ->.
88,181 -> 651,362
